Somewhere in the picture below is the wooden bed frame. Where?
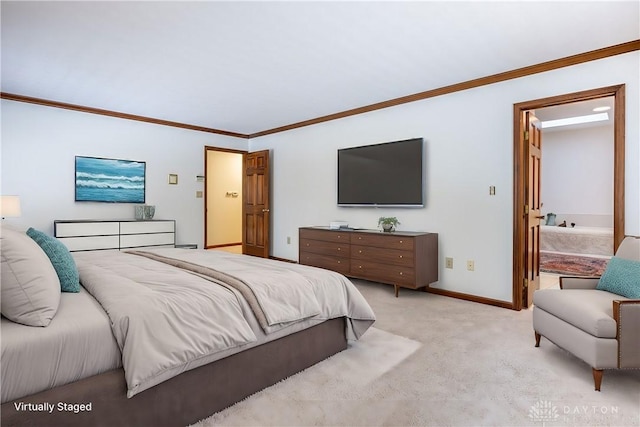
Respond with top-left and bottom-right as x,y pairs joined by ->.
1,317 -> 347,427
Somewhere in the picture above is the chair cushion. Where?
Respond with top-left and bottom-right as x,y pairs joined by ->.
615,236 -> 640,261
596,256 -> 640,298
533,289 -> 623,338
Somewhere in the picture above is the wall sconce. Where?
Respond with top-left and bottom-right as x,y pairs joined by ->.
0,195 -> 21,219
168,174 -> 178,185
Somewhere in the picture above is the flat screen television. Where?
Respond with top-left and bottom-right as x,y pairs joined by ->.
75,156 -> 146,203
337,138 -> 424,207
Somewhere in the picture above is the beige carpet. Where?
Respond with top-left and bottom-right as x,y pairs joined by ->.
193,279 -> 640,427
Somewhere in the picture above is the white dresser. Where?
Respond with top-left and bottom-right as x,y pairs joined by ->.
54,219 -> 176,252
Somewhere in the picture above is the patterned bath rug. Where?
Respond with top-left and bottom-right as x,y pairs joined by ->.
540,251 -> 609,276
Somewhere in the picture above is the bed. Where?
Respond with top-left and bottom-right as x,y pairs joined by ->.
1,226 -> 376,426
540,225 -> 614,257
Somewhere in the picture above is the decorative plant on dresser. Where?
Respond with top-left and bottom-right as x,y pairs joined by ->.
299,226 -> 438,297
378,216 -> 400,232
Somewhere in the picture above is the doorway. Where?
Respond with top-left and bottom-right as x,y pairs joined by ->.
537,97 -> 615,287
204,147 -> 245,251
512,84 -> 625,310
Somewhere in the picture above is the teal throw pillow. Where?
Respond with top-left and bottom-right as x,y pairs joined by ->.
26,227 -> 80,293
596,256 -> 640,299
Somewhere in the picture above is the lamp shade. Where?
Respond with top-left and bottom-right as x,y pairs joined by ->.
0,196 -> 21,218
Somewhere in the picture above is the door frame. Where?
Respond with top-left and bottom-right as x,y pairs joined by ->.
512,84 -> 625,310
204,146 -> 248,249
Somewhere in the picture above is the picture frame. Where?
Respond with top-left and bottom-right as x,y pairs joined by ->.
75,156 -> 145,203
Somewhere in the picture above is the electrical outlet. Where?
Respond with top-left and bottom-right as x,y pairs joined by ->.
445,257 -> 453,269
286,236 -> 291,244
467,260 -> 475,271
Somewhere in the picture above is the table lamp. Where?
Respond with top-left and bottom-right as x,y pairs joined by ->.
1,195 -> 21,219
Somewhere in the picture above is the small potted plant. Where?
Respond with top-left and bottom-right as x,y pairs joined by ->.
378,216 -> 400,232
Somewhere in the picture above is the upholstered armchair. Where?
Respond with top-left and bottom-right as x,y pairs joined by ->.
533,236 -> 640,391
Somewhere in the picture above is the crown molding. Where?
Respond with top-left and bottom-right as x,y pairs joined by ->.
2,39 -> 638,140
249,39 -> 640,138
0,92 -> 251,139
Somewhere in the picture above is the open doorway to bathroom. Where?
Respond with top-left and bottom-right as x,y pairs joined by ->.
536,96 -> 615,288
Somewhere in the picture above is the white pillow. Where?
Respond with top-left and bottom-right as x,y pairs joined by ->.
1,226 -> 61,326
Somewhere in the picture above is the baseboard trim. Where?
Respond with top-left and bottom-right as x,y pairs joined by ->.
425,286 -> 515,310
264,257 -> 516,310
206,242 -> 242,249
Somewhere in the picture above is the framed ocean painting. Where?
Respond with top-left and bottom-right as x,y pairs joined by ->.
75,156 -> 146,203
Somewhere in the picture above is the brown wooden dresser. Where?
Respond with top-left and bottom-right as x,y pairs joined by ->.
299,226 -> 438,297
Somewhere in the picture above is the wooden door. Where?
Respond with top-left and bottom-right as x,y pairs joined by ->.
243,150 -> 270,257
524,111 -> 542,307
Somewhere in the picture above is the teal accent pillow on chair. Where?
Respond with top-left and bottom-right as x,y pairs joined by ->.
26,227 -> 80,293
596,256 -> 640,299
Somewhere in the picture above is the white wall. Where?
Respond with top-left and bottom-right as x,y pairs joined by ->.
0,101 -> 248,248
2,53 -> 638,304
249,52 -> 639,303
541,125 -> 614,227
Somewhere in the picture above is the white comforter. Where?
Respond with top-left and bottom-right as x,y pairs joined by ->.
73,249 -> 375,398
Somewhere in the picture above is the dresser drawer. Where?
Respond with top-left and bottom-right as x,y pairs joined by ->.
350,260 -> 415,286
299,252 -> 350,275
299,238 -> 350,257
121,232 -> 175,249
120,220 -> 175,234
55,221 -> 119,237
351,245 -> 413,267
58,235 -> 120,252
350,233 -> 414,250
299,228 -> 349,243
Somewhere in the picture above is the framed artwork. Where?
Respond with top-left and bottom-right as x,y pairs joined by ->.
75,156 -> 146,203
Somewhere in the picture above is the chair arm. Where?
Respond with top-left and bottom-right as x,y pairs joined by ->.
559,276 -> 600,290
613,300 -> 640,368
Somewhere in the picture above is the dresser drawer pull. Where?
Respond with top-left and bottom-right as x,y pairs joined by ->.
358,265 -> 362,269
399,255 -> 403,259
399,272 -> 403,276
306,243 -> 310,246
337,260 -> 341,264
337,247 -> 341,251
358,237 -> 362,240
358,250 -> 362,254
337,235 -> 341,239
399,240 -> 403,244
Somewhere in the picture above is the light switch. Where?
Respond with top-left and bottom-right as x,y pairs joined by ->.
196,191 -> 203,198
489,186 -> 496,195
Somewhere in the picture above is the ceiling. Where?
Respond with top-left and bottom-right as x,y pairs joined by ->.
535,96 -> 615,132
1,1 -> 638,137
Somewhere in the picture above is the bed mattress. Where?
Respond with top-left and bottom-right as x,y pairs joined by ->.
1,288 -> 122,403
2,248 -> 375,403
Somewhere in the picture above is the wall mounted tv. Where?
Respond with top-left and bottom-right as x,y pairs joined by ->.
75,156 -> 146,203
337,137 -> 424,207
